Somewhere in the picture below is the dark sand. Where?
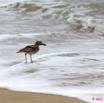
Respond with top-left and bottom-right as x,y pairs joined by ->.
0,89 -> 88,103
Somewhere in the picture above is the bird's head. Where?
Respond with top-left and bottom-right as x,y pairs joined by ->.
35,41 -> 46,46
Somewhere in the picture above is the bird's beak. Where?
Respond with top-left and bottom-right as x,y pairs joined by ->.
41,43 -> 46,46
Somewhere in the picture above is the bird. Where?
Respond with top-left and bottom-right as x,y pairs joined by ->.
17,41 -> 46,63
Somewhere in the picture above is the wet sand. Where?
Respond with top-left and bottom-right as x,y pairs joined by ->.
0,89 -> 88,103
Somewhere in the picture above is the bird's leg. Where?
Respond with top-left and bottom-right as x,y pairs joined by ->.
30,54 -> 33,63
25,54 -> 27,64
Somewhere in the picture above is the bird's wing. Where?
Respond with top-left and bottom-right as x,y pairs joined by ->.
19,45 -> 34,53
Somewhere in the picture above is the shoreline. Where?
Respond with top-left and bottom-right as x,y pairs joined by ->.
0,89 -> 88,103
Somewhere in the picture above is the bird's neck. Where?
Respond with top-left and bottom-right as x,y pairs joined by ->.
33,45 -> 39,48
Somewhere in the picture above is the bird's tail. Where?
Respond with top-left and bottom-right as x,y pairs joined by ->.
17,51 -> 20,53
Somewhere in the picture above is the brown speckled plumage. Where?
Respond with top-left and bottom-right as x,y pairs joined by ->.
17,41 -> 46,63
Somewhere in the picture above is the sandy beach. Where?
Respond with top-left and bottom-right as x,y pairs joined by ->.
0,89 -> 87,103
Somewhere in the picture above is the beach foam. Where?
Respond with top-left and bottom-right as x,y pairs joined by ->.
0,0 -> 104,103
0,51 -> 104,103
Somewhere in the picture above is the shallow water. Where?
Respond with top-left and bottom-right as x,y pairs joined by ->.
0,0 -> 104,103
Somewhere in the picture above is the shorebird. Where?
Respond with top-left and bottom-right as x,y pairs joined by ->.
17,41 -> 46,63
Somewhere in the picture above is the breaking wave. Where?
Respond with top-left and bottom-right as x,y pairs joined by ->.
1,1 -> 104,35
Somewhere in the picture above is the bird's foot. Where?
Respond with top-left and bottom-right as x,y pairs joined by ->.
31,61 -> 33,63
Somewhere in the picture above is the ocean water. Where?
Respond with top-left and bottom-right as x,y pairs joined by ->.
0,0 -> 104,103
